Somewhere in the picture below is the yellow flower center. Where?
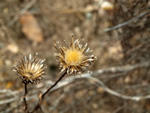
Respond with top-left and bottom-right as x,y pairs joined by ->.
65,49 -> 84,66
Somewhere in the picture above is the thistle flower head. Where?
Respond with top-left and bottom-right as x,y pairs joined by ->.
13,53 -> 46,84
54,36 -> 96,75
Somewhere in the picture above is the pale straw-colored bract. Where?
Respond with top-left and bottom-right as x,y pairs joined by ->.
54,36 -> 97,75
13,53 -> 46,84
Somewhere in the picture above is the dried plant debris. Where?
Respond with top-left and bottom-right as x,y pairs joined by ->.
54,36 -> 97,75
20,12 -> 44,43
13,53 -> 46,84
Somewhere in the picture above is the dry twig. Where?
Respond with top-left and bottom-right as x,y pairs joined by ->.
8,0 -> 37,26
30,70 -> 67,113
0,62 -> 149,112
23,82 -> 29,112
104,11 -> 150,32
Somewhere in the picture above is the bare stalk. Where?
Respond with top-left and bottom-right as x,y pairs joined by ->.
23,82 -> 28,112
30,70 -> 67,113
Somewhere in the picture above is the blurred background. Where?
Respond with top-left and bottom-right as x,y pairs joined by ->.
0,0 -> 150,113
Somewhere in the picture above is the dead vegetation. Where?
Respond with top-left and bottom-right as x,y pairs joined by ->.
0,0 -> 150,113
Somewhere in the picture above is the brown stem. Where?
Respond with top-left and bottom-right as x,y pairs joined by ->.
23,82 -> 28,112
30,70 -> 67,113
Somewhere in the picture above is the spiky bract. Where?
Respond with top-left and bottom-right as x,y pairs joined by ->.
55,37 -> 96,75
14,53 -> 46,84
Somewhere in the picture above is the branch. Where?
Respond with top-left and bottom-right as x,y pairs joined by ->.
8,0 -> 37,26
30,70 -> 67,113
0,62 -> 149,106
86,76 -> 150,101
104,11 -> 149,32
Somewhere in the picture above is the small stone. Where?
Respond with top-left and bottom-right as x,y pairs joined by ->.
97,87 -> 104,93
101,1 -> 114,11
7,43 -> 19,54
92,103 -> 98,109
3,8 -> 8,14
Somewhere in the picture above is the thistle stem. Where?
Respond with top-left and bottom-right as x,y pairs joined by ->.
30,70 -> 67,113
23,82 -> 28,112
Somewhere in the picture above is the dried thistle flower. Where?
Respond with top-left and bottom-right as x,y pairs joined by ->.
13,53 -> 46,84
54,36 -> 97,75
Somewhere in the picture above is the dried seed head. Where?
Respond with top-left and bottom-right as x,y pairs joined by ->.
54,36 -> 97,75
13,53 -> 46,84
